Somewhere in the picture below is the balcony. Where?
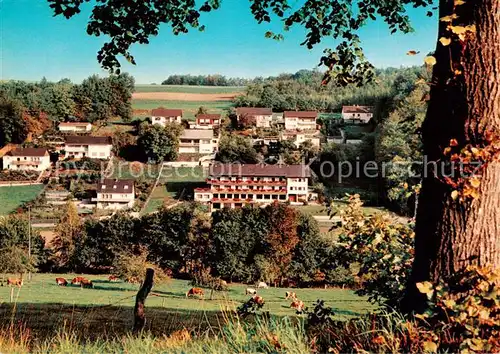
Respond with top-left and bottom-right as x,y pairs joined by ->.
212,188 -> 287,194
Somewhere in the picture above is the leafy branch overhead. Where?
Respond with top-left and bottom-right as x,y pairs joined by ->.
47,0 -> 432,85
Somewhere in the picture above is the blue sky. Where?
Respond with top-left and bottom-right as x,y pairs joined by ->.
0,0 -> 438,83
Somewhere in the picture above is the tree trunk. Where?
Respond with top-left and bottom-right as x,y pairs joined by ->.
133,268 -> 154,333
404,0 -> 500,312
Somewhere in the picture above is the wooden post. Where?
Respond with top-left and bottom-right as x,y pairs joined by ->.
133,268 -> 154,333
10,287 -> 14,303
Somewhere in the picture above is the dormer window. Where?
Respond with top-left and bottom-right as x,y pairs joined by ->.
113,185 -> 117,189
124,185 -> 129,190
101,185 -> 106,190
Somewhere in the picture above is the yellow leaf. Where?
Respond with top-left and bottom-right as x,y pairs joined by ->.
425,56 -> 437,66
439,37 -> 452,46
415,78 -> 426,85
450,25 -> 467,35
465,24 -> 476,33
416,281 -> 434,295
423,341 -> 438,353
444,147 -> 452,155
454,69 -> 462,75
440,14 -> 457,22
451,190 -> 459,200
454,0 -> 466,5
443,299 -> 456,308
470,178 -> 481,188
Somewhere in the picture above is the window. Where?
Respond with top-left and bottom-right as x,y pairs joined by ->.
99,152 -> 105,157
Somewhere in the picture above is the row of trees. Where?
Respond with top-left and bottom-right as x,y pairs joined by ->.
161,74 -> 250,86
47,202 -> 341,286
0,74 -> 134,143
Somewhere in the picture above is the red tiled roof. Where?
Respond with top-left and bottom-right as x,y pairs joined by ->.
65,135 -> 112,145
209,163 -> 311,178
196,114 -> 221,120
284,111 -> 318,118
342,105 -> 374,114
8,148 -> 48,157
236,107 -> 272,116
152,107 -> 183,117
97,179 -> 134,194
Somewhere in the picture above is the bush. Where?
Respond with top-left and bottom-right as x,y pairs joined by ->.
113,248 -> 170,284
190,268 -> 228,291
0,170 -> 39,181
331,194 -> 414,307
60,157 -> 104,171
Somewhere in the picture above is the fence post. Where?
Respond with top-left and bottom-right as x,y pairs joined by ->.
133,268 -> 154,333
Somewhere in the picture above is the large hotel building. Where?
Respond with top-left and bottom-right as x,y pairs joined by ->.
194,164 -> 313,211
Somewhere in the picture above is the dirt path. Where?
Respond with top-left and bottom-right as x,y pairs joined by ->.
132,92 -> 241,101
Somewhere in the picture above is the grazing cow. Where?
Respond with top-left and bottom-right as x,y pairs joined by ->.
290,300 -> 305,313
55,277 -> 68,286
285,291 -> 297,300
186,287 -> 204,298
252,295 -> 265,306
80,279 -> 93,289
245,287 -> 257,295
108,275 -> 119,282
257,281 -> 268,289
71,277 -> 85,285
7,278 -> 23,287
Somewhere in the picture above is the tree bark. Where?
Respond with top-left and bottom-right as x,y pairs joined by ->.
404,0 -> 500,312
133,268 -> 154,333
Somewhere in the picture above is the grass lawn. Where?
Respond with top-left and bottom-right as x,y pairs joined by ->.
0,184 -> 44,215
0,274 -> 374,339
135,85 -> 245,94
108,161 -> 161,181
142,184 -> 175,214
132,100 -> 234,120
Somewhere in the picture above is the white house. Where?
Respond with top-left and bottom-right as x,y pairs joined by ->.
284,111 -> 318,131
151,107 -> 183,126
341,105 -> 374,124
58,122 -> 92,133
179,129 -> 218,154
236,107 -> 273,128
282,131 -> 321,148
3,148 -> 51,171
64,136 -> 113,159
93,179 -> 135,210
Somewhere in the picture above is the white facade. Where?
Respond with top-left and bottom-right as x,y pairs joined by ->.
152,115 -> 181,127
341,106 -> 374,124
59,123 -> 92,133
255,115 -> 273,128
284,117 -> 317,131
64,137 -> 112,159
3,149 -> 51,172
286,177 -> 309,202
284,133 -> 321,148
93,180 -> 135,210
179,129 -> 218,154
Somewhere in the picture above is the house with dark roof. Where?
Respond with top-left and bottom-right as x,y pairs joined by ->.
64,135 -> 112,159
194,163 -> 313,211
341,105 -> 374,124
284,111 -> 319,131
2,148 -> 51,171
235,107 -> 273,128
151,107 -> 183,126
93,179 -> 135,210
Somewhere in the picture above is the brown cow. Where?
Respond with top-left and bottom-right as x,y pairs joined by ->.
108,275 -> 119,282
55,277 -> 68,286
71,276 -> 85,285
7,278 -> 23,287
80,279 -> 93,289
285,291 -> 297,300
290,300 -> 305,313
186,287 -> 204,298
252,295 -> 265,306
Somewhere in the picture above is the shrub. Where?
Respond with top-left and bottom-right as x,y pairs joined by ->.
113,248 -> 170,285
190,268 -> 228,291
331,194 -> 414,307
415,265 -> 500,353
60,157 -> 104,171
